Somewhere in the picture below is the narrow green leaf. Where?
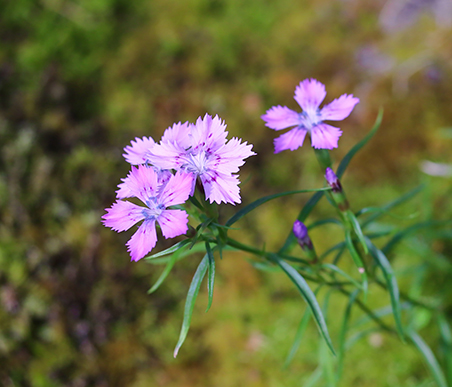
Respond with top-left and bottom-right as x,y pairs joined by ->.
345,230 -> 368,295
438,313 -> 452,387
173,254 -> 209,358
279,190 -> 325,254
319,336 -> 335,387
333,244 -> 346,265
225,187 -> 330,227
284,307 -> 312,368
147,249 -> 180,294
336,109 -> 383,178
321,264 -> 363,289
365,237 -> 404,340
248,260 -> 280,272
205,242 -> 215,312
189,195 -> 203,210
352,303 -> 410,329
382,220 -> 452,255
307,218 -> 342,230
319,242 -> 346,261
346,210 -> 368,254
356,207 -> 419,221
408,330 -> 448,387
146,243 -> 206,265
361,184 -> 424,228
303,367 -> 323,387
271,254 -> 335,355
284,286 -> 322,368
189,217 -> 214,249
336,290 -> 360,384
144,240 -> 191,260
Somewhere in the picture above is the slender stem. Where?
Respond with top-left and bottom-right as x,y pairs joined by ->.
224,237 -> 354,287
336,287 -> 397,335
374,278 -> 439,312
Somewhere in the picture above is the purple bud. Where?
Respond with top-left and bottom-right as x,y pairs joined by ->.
293,220 -> 313,250
325,167 -> 342,193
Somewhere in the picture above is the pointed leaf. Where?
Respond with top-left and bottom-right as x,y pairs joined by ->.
322,263 -> 363,289
284,285 -> 322,368
189,217 -> 213,249
382,220 -> 452,255
336,109 -> 383,178
345,230 -> 368,295
271,254 -> 335,355
337,289 -> 360,384
144,240 -> 191,260
147,248 -> 180,294
361,184 -> 424,228
307,218 -> 342,230
408,330 -> 448,387
225,188 -> 330,227
205,242 -> 215,312
346,210 -> 368,254
438,313 -> 452,387
319,242 -> 346,261
284,307 -> 312,368
174,254 -> 209,357
365,237 -> 404,340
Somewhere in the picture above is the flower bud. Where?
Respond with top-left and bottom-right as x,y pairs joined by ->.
293,220 -> 313,251
325,167 -> 342,193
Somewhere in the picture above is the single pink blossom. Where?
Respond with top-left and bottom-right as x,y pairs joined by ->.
148,114 -> 255,204
262,79 -> 359,153
102,165 -> 193,261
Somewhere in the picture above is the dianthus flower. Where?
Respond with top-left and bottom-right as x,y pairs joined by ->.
102,165 -> 193,261
261,79 -> 359,153
147,114 -> 255,205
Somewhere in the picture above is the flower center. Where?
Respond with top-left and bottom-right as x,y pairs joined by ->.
186,151 -> 209,175
143,199 -> 164,220
299,109 -> 321,131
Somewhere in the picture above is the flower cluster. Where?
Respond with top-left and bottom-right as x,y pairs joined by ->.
261,78 -> 359,153
102,114 -> 255,261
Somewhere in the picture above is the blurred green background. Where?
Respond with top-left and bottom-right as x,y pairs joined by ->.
1,0 -> 451,386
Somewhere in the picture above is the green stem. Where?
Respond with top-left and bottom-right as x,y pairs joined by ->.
336,287 -> 397,335
374,279 -> 439,312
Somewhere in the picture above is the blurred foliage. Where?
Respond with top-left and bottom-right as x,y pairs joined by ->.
0,0 -> 451,386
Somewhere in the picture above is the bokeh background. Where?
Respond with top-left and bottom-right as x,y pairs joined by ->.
1,0 -> 452,386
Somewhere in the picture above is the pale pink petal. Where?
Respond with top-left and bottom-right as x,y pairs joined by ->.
126,220 -> 157,261
294,79 -> 327,112
319,94 -> 359,121
116,178 -> 133,199
261,106 -> 300,130
123,137 -> 155,165
209,137 -> 255,175
160,121 -> 191,149
191,114 -> 228,153
273,128 -> 307,153
102,200 -> 145,232
123,165 -> 159,203
201,172 -> 241,204
310,123 -> 342,150
117,168 -> 172,199
158,171 -> 194,207
158,209 -> 189,239
147,141 -> 187,171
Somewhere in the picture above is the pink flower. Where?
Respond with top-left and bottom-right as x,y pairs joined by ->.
148,114 -> 255,205
102,165 -> 193,261
261,79 -> 359,153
